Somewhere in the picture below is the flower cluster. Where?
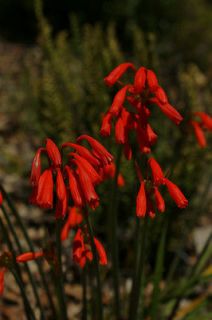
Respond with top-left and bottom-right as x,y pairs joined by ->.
190,112 -> 212,148
101,62 -> 183,159
136,158 -> 188,218
30,135 -> 113,218
102,63 -> 188,217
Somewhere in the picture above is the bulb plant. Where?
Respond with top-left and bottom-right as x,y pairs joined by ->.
0,62 -> 211,320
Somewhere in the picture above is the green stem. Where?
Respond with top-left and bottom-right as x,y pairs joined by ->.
150,217 -> 168,319
11,269 -> 36,320
82,266 -> 87,320
129,217 -> 148,320
85,211 -> 103,320
0,218 -> 35,320
0,185 -> 56,315
107,146 -> 122,319
55,218 -> 68,320
1,205 -> 45,319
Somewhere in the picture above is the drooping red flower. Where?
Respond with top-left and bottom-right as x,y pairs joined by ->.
55,189 -> 68,219
61,207 -> 83,241
194,112 -> 212,131
0,192 -> 3,206
36,169 -> 54,209
100,112 -> 112,137
94,238 -> 107,265
109,85 -> 130,116
148,157 -> 165,185
150,98 -> 183,125
104,62 -> 135,87
16,251 -> 44,263
0,268 -> 6,296
190,120 -> 207,148
56,169 -> 67,200
146,69 -> 158,91
46,138 -> 62,167
30,147 -> 45,186
65,165 -> 83,207
136,181 -> 147,217
133,66 -> 146,94
77,135 -> 113,165
164,178 -> 188,208
153,187 -> 165,212
73,229 -> 93,268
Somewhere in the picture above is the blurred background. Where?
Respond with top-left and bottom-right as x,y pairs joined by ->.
0,0 -> 211,318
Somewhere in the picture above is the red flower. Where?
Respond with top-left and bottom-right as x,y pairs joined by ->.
104,62 -> 135,87
190,120 -> 207,148
55,190 -> 67,219
62,142 -> 100,167
153,187 -> 165,212
146,124 -> 158,145
154,100 -> 183,125
73,229 -> 93,268
76,164 -> 99,210
30,147 -> 45,186
69,153 -> 102,185
165,178 -> 188,208
0,192 -> 3,206
77,135 -> 113,166
194,112 -> 212,131
146,69 -> 158,91
94,238 -> 107,265
115,116 -> 125,144
0,268 -> 6,296
100,112 -> 112,137
16,251 -> 44,263
133,66 -> 146,94
109,85 -> 130,116
56,169 -> 67,200
65,166 -> 83,207
148,157 -> 165,185
136,181 -> 147,217
46,138 -> 62,167
61,207 -> 83,241
36,169 -> 54,209
155,87 -> 168,104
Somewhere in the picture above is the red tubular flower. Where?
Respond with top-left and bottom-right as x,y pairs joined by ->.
16,251 -> 44,263
62,142 -> 100,167
0,268 -> 6,295
148,157 -> 165,185
109,85 -> 130,116
115,116 -> 125,144
190,120 -> 207,148
56,169 -> 66,200
46,138 -> 62,167
153,187 -> 165,212
73,229 -> 93,268
0,192 -> 3,206
194,112 -> 212,131
55,190 -> 67,219
104,62 -> 135,87
133,66 -> 146,93
36,169 -> 54,209
65,166 -> 83,207
136,181 -> 147,217
155,87 -> 168,104
69,153 -> 102,185
146,69 -> 158,91
77,135 -> 113,165
76,164 -> 99,209
146,124 -> 158,145
30,147 -> 45,186
150,98 -> 183,125
61,207 -> 83,241
100,112 -> 113,137
165,178 -> 188,208
94,238 -> 107,265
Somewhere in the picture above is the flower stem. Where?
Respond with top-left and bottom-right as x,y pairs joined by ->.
0,185 -> 56,315
129,217 -> 148,320
1,204 -> 45,319
85,211 -> 103,320
82,266 -> 87,320
150,217 -> 168,320
55,218 -> 68,320
107,146 -> 122,319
